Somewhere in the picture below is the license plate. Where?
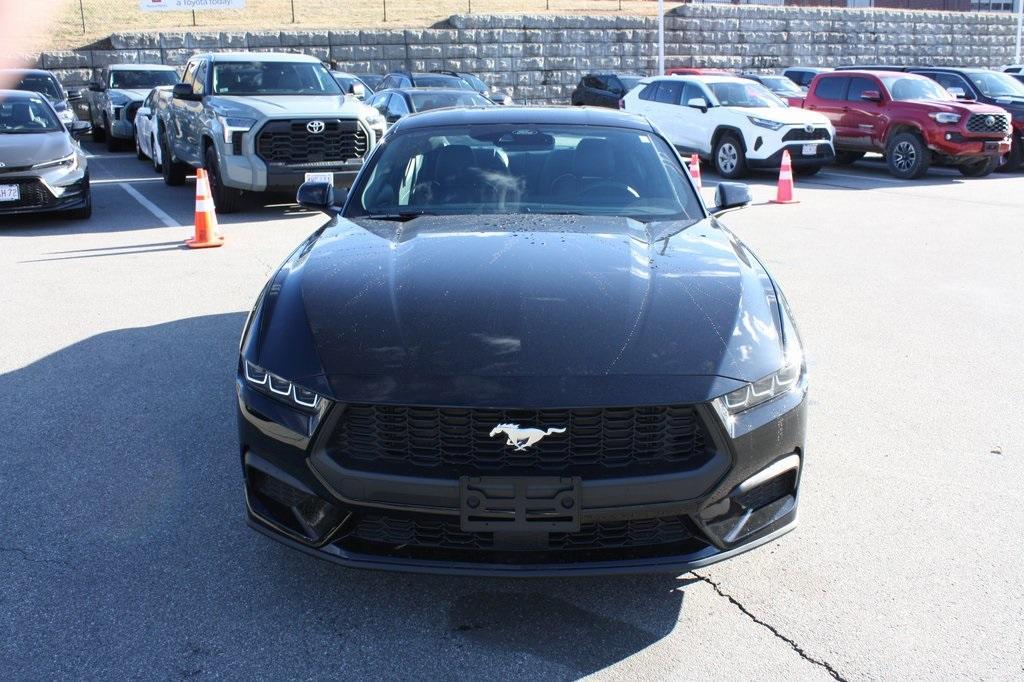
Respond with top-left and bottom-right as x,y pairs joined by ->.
801,144 -> 816,156
983,141 -> 998,151
304,172 -> 334,186
0,184 -> 20,202
459,476 -> 581,532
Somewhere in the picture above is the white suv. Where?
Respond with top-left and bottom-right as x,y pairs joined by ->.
623,75 -> 835,178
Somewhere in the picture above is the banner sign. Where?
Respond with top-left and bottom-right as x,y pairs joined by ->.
139,0 -> 245,10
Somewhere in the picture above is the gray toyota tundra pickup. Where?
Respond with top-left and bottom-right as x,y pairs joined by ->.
154,52 -> 385,212
84,64 -> 179,151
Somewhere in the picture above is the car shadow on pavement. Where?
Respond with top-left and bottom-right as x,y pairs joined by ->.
1,313 -> 693,679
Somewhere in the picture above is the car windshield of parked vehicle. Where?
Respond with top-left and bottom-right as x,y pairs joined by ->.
456,73 -> 488,92
332,74 -> 366,94
211,62 -> 341,96
413,75 -> 472,89
618,76 -> 642,91
0,96 -> 61,133
14,74 -> 63,101
410,91 -> 492,111
760,76 -> 802,95
356,74 -> 383,91
881,76 -> 953,102
109,70 -> 178,89
351,124 -> 703,223
709,81 -> 785,108
967,71 -> 1024,98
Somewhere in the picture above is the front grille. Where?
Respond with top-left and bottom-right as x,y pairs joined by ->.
965,113 -> 1010,134
324,404 -> 716,479
350,512 -> 696,553
0,179 -> 54,209
125,101 -> 142,123
782,127 -> 831,142
256,119 -> 367,166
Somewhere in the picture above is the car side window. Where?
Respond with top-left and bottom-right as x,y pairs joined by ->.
192,60 -> 208,96
583,75 -> 600,90
846,77 -> 877,102
387,95 -> 410,117
181,61 -> 198,89
638,83 -> 658,101
380,76 -> 394,90
655,81 -> 683,104
680,83 -> 704,105
606,76 -> 624,94
814,77 -> 849,101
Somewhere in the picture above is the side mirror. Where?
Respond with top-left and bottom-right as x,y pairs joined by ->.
860,90 -> 882,102
69,120 -> 91,139
687,97 -> 709,112
172,83 -> 199,101
348,82 -> 366,99
296,181 -> 346,215
136,106 -> 151,118
711,182 -> 752,215
946,86 -> 967,99
88,81 -> 104,92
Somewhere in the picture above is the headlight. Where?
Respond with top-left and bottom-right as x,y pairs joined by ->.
244,360 -> 322,409
712,352 -> 805,422
747,116 -> 785,131
217,115 -> 256,144
32,153 -> 78,171
928,112 -> 961,124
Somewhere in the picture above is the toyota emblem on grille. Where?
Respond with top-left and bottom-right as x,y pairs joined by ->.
306,120 -> 326,134
489,423 -> 566,451
804,124 -> 814,133
984,115 -> 995,128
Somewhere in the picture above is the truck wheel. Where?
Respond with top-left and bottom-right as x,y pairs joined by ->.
105,119 -> 120,152
958,156 -> 999,178
151,132 -> 162,173
997,132 -> 1023,173
161,133 -> 187,186
885,132 -> 930,180
135,133 -> 146,161
713,133 -> 747,179
91,118 -> 105,142
833,151 -> 864,165
67,179 -> 92,220
204,145 -> 244,214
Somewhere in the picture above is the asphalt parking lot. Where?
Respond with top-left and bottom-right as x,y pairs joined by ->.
2,141 -> 1022,680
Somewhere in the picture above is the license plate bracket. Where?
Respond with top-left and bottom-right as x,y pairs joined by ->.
0,184 -> 20,202
983,141 -> 998,152
801,143 -> 816,156
459,476 -> 581,532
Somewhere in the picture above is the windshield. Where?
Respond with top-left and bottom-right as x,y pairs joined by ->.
412,75 -> 472,89
967,71 -> 1024,98
457,73 -> 488,92
212,62 -> 341,96
332,75 -> 366,94
881,76 -> 952,102
0,95 -> 62,133
348,124 -> 703,222
14,74 -> 63,101
410,91 -> 492,111
109,70 -> 178,89
709,81 -> 786,108
619,77 -> 642,91
760,76 -> 802,95
357,74 -> 384,90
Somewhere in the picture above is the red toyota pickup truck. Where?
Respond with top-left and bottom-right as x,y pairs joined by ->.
800,70 -> 1012,179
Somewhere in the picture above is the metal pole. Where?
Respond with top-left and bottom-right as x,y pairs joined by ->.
383,0 -> 387,22
291,0 -> 295,23
657,0 -> 665,76
1015,0 -> 1023,64
191,10 -> 196,26
79,0 -> 86,33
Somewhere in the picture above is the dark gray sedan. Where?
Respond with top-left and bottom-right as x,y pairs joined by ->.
0,89 -> 91,220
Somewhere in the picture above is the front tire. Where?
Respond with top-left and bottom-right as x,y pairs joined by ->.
67,181 -> 92,220
161,131 -> 187,186
135,133 -> 146,161
834,150 -> 865,165
958,156 -> 999,178
713,133 -> 747,179
91,118 -> 106,142
997,132 -> 1023,173
204,145 -> 243,214
885,132 -> 930,179
151,132 -> 162,173
105,118 -> 119,152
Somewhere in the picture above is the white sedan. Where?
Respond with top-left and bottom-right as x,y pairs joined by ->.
133,86 -> 170,172
623,75 -> 835,178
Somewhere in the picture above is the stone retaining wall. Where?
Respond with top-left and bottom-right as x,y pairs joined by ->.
17,5 -> 1023,104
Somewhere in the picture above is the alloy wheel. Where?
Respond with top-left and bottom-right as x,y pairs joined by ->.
893,141 -> 916,173
717,143 -> 738,174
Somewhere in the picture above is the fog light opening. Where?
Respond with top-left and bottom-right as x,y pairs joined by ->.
247,466 -> 349,546
700,454 -> 800,545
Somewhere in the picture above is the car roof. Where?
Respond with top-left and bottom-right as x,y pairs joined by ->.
910,66 -> 991,74
383,87 -> 483,96
0,88 -> 48,99
0,68 -> 55,77
819,70 -> 929,80
642,74 -> 750,85
109,63 -> 176,71
785,66 -> 832,72
197,52 -> 322,64
391,105 -> 655,133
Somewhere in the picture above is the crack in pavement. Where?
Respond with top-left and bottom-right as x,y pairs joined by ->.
0,546 -> 70,568
693,572 -> 847,682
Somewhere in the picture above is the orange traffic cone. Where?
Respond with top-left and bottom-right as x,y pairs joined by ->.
689,153 -> 702,190
185,168 -> 224,249
770,150 -> 798,204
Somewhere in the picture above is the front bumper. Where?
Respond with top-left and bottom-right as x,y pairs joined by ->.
0,172 -> 89,216
747,142 -> 835,169
237,376 -> 808,576
924,129 -> 1011,160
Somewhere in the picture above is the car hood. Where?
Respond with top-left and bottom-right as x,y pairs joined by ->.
253,215 -> 789,406
730,106 -> 830,126
0,131 -> 71,167
112,89 -> 151,102
898,99 -> 1009,116
207,94 -> 367,119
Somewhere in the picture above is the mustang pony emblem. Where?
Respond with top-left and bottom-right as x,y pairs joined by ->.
489,423 -> 566,451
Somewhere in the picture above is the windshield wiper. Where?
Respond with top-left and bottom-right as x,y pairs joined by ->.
363,211 -> 437,222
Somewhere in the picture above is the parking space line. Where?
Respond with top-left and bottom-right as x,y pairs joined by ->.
94,177 -> 165,185
119,183 -> 180,228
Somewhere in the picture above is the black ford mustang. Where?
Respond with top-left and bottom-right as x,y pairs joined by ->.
237,107 -> 808,576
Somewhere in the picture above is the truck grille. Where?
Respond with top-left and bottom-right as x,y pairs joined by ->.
0,179 -> 55,210
323,404 -> 716,479
350,512 -> 697,552
782,127 -> 831,142
965,113 -> 1010,135
256,119 -> 367,166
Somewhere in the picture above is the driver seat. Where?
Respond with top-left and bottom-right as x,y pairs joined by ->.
7,102 -> 34,128
551,138 -> 616,201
